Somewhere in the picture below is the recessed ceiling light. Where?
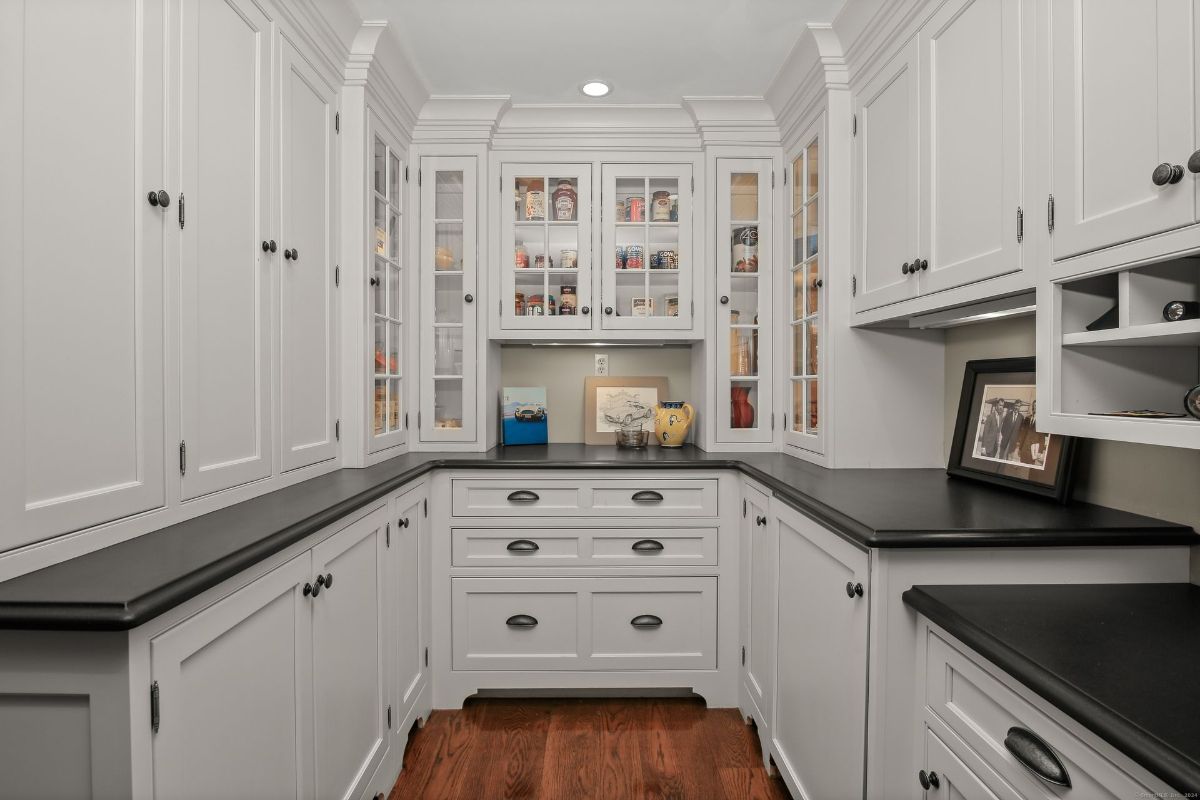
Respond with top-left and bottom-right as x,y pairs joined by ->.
580,80 -> 610,98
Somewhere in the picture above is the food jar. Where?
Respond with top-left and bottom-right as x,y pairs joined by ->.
560,249 -> 578,269
514,244 -> 529,268
524,179 -> 546,221
732,226 -> 759,273
559,285 -> 577,315
615,200 -> 626,221
624,244 -> 644,269
514,291 -> 525,316
652,190 -> 671,221
552,179 -> 577,221
628,196 -> 645,222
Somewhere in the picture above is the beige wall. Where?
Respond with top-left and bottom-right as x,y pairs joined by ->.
943,317 -> 1200,583
500,346 -> 692,444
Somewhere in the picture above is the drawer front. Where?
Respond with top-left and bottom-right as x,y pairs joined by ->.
926,630 -> 1164,798
923,723 -> 1025,800
450,478 -> 718,518
452,577 -> 716,671
590,579 -> 716,670
451,528 -> 717,568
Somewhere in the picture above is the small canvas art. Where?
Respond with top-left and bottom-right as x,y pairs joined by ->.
500,387 -> 548,446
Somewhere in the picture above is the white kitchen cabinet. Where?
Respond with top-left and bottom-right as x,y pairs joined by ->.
0,0 -> 167,551
854,39 -> 920,313
311,508 -> 388,800
1049,0 -> 1199,263
921,725 -> 1020,800
178,0 -> 274,499
772,498 -> 870,800
715,159 -> 773,443
419,157 -> 479,442
368,128 -> 408,454
739,483 -> 776,751
279,38 -> 338,472
149,552 -> 313,799
388,486 -> 428,737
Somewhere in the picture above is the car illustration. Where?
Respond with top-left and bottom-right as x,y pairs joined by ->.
514,404 -> 546,422
603,399 -> 652,427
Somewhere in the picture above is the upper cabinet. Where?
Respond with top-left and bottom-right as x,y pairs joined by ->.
854,0 -> 1030,315
1048,0 -> 1200,269
785,131 -> 824,454
0,0 -> 166,550
369,132 -> 407,454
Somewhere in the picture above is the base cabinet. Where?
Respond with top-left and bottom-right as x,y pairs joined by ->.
739,483 -> 775,745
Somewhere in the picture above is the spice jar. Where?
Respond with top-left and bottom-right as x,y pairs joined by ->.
652,190 -> 671,221
514,291 -> 525,316
552,179 -> 577,221
524,179 -> 545,221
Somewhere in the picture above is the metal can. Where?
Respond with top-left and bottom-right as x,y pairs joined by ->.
628,197 -> 645,222
649,251 -> 662,269
560,249 -> 578,269
514,245 -> 529,268
615,245 -> 626,269
625,244 -> 644,269
652,190 -> 672,221
657,250 -> 678,270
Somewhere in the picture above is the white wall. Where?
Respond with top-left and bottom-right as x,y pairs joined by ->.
499,346 -> 693,443
942,317 -> 1200,583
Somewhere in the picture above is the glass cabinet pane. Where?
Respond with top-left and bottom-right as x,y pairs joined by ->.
731,173 -> 758,221
374,319 -> 386,376
788,132 -> 822,446
370,133 -> 405,451
434,223 -> 463,271
374,199 -> 387,256
433,379 -> 463,430
389,152 -> 400,203
435,171 -> 463,220
373,137 -> 386,195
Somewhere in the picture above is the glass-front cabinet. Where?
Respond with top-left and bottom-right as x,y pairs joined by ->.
785,131 -> 824,453
419,156 -> 477,442
500,164 -> 593,330
715,159 -> 773,443
601,164 -> 693,331
369,134 -> 406,452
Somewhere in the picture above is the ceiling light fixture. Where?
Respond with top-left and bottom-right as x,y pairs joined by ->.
580,80 -> 610,98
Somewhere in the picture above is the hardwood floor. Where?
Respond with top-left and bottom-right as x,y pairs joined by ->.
387,698 -> 792,800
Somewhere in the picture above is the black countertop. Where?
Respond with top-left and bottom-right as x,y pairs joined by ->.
0,445 -> 1192,630
904,583 -> 1200,793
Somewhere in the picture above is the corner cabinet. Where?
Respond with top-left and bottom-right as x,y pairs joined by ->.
784,131 -> 824,454
368,129 -> 407,454
418,157 -> 479,442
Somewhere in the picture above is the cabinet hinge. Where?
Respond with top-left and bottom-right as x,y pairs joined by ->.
743,498 -> 747,517
423,498 -> 428,517
771,171 -> 776,189
404,165 -> 409,183
417,411 -> 422,429
851,275 -> 857,297
1016,207 -> 1024,243
334,112 -> 340,133
334,265 -> 340,287
404,412 -> 409,430
741,646 -> 746,666
425,647 -> 429,667
178,441 -> 186,476
178,192 -> 185,229
417,169 -> 422,187
690,300 -> 694,317
771,412 -> 775,429
335,420 -> 340,441
386,522 -> 390,547
499,175 -> 503,193
386,704 -> 392,729
690,176 -> 694,194
851,113 -> 857,137
1047,194 -> 1055,233
783,168 -> 788,186
150,681 -> 161,732
783,412 -> 787,431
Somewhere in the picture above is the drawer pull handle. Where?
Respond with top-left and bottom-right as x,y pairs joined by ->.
506,540 -> 540,552
632,539 -> 665,553
506,614 -> 538,628
630,614 -> 663,629
631,490 -> 664,503
507,490 -> 540,503
1004,727 -> 1071,788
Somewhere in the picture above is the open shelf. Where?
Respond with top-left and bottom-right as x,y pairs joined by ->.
1063,319 -> 1200,347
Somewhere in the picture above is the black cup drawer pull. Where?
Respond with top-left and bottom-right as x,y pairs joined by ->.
506,540 -> 540,552
632,539 -> 665,553
1004,727 -> 1071,788
631,490 -> 664,503
506,490 -> 540,503
506,614 -> 538,628
630,614 -> 663,629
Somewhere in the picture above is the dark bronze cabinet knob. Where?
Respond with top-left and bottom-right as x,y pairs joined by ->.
814,279 -> 824,288
845,581 -> 864,598
1152,163 -> 1184,186
464,293 -> 474,303
283,248 -> 298,260
261,240 -> 277,253
755,515 -> 767,526
147,190 -> 170,208
369,277 -> 379,286
918,770 -> 940,790
919,259 -> 928,271
720,295 -> 730,305
605,306 -> 613,315
581,305 -> 590,315
1189,150 -> 1200,174
323,572 -> 332,589
901,262 -> 911,275
303,582 -> 313,597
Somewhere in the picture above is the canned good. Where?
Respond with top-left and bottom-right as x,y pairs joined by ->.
628,197 -> 645,222
625,244 -> 644,269
514,245 -> 529,268
732,226 -> 759,272
615,200 -> 625,221
669,194 -> 679,221
559,285 -> 577,315
615,245 -> 626,269
652,190 -> 671,221
533,254 -> 553,269
514,291 -> 525,316
524,179 -> 546,221
656,250 -> 678,270
560,249 -> 578,269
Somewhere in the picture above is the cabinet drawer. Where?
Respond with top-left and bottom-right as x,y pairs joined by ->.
451,528 -> 717,568
926,630 -> 1165,798
450,478 -> 718,518
452,577 -> 716,671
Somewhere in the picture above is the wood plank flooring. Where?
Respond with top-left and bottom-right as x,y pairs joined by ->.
387,698 -> 792,800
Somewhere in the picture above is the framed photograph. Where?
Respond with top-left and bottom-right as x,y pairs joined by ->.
500,387 -> 548,446
948,357 -> 1078,502
583,376 -> 668,445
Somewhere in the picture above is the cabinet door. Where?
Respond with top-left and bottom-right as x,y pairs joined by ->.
279,39 -> 337,471
151,553 -> 313,800
1050,0 -> 1198,260
924,727 -> 1022,800
0,0 -> 166,549
740,485 -> 776,733
854,40 -> 920,312
600,163 -> 694,331
311,508 -> 387,800
716,159 -> 773,443
501,163 -> 593,331
919,0 -> 1023,294
178,0 -> 273,498
419,157 -> 478,442
388,489 -> 426,734
772,501 -> 870,800
785,127 -> 825,453
368,128 -> 407,453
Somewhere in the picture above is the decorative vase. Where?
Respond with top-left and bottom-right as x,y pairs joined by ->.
654,401 -> 695,447
731,387 -> 755,429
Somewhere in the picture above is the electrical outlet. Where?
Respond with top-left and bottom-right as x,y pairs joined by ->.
595,353 -> 609,376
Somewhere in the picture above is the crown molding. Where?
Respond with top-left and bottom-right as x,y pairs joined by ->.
681,97 -> 781,146
767,23 -> 847,149
412,95 -> 513,144
345,22 -> 427,143
490,103 -> 702,151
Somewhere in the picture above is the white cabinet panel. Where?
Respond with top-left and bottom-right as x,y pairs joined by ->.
923,726 -> 1020,800
740,485 -> 775,732
150,553 -> 312,800
452,579 -> 584,671
311,509 -> 387,800
920,0 -> 1023,293
1050,0 -> 1198,260
0,0 -> 166,549
390,492 -> 425,720
279,39 -> 337,472
772,500 -> 870,800
855,40 -> 921,312
179,0 -> 273,498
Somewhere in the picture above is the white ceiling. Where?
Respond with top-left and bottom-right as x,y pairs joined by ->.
349,0 -> 845,104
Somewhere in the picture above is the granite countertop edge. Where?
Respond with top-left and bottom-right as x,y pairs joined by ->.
903,586 -> 1200,794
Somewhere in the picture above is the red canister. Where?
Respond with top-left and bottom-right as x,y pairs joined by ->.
628,197 -> 645,222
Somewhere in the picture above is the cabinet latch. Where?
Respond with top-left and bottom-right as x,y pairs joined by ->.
179,441 -> 186,476
1047,194 -> 1055,233
335,420 -> 340,442
150,681 -> 161,732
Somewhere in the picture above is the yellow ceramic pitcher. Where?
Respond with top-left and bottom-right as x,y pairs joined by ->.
654,401 -> 695,448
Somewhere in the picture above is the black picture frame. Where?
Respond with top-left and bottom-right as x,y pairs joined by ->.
948,357 -> 1078,503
